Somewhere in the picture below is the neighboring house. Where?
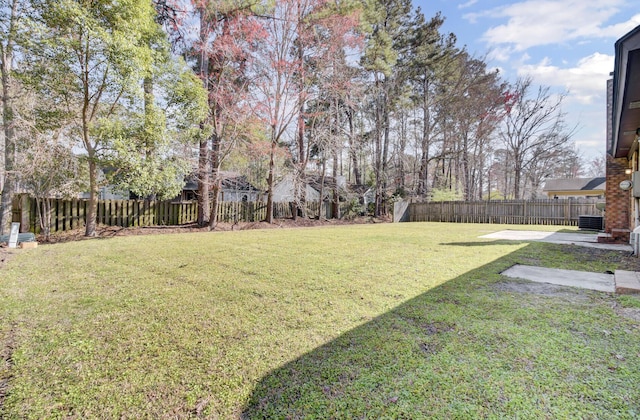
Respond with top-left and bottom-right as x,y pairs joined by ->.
271,173 -> 374,217
604,24 -> 640,243
543,177 -> 605,199
79,188 -> 129,200
273,174 -> 335,203
78,168 -> 129,200
180,172 -> 261,202
271,174 -> 348,202
78,170 -> 262,203
350,184 -> 375,209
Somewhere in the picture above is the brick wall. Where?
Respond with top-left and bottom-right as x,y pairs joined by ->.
604,154 -> 631,242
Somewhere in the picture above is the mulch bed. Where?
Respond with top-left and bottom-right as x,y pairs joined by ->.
0,217 -> 385,266
28,216 -> 387,244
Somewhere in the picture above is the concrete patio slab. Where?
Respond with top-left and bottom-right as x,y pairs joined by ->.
615,270 -> 640,294
501,265 -> 615,293
481,230 -> 632,252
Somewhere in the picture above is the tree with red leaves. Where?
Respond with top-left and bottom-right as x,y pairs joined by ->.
183,0 -> 266,227
251,0 -> 362,223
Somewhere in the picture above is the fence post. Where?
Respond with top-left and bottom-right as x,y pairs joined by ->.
18,195 -> 31,233
11,194 -> 25,230
393,200 -> 410,222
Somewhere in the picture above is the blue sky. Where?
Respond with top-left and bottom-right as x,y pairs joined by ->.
413,0 -> 640,161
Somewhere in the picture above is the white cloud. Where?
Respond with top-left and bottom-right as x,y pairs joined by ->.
514,53 -> 612,159
458,0 -> 478,10
573,121 -> 607,159
463,9 -> 489,25
486,46 -> 516,62
518,53 -> 614,104
576,136 -> 605,159
473,0 -> 629,51
460,0 -> 633,160
599,13 -> 640,38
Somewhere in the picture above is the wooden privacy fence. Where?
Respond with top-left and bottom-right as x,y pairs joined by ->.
402,199 -> 602,226
11,195 -> 348,234
11,197 -> 200,233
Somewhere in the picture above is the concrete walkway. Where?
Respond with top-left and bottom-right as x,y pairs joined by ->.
485,230 -> 640,293
480,230 -> 632,252
502,265 -> 615,293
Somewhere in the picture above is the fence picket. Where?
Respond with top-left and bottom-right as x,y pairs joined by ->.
13,195 -> 599,234
405,199 -> 601,226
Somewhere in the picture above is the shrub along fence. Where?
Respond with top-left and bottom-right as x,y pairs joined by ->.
10,195 -> 347,234
396,198 -> 603,226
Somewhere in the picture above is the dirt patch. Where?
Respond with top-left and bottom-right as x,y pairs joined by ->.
423,321 -> 456,335
492,281 -> 592,301
34,216 -> 387,244
494,245 -> 640,298
0,247 -> 12,270
615,307 -> 640,322
561,245 -> 640,272
0,323 -> 16,411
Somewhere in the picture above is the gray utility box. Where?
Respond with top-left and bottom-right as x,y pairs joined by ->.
578,215 -> 604,231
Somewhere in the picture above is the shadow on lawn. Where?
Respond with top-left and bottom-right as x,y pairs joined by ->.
240,242 -> 635,418
241,278 -> 473,418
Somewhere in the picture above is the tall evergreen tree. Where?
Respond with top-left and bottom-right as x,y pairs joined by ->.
402,10 -> 456,198
360,0 -> 411,215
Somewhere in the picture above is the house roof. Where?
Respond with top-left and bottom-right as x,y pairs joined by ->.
543,177 -> 606,192
184,173 -> 260,192
305,175 -> 345,192
220,176 -> 260,192
611,25 -> 640,158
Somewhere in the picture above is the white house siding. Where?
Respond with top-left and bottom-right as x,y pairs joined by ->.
220,190 -> 261,202
272,175 -> 321,202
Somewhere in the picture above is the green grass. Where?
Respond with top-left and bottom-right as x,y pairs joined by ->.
1,222 -> 639,418
618,295 -> 640,309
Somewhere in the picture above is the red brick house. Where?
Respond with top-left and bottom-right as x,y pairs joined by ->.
604,25 -> 640,243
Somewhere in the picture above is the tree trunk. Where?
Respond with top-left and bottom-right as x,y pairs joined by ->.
197,137 -> 209,226
265,130 -> 276,223
396,111 -> 407,194
514,152 -> 522,200
380,88 -> 390,216
208,176 -> 220,229
317,158 -> 326,221
374,94 -> 382,216
143,74 -> 155,157
37,197 -> 52,240
332,151 -> 339,219
0,0 -> 18,235
293,43 -> 306,221
208,133 -> 221,229
0,84 -> 15,234
347,108 -> 361,185
462,133 -> 470,200
417,77 -> 431,197
196,5 -> 210,227
85,158 -> 98,236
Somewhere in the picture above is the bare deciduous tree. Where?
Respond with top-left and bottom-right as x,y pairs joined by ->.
499,76 -> 575,199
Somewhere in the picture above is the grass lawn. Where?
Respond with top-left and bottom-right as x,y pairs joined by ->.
1,222 -> 640,418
